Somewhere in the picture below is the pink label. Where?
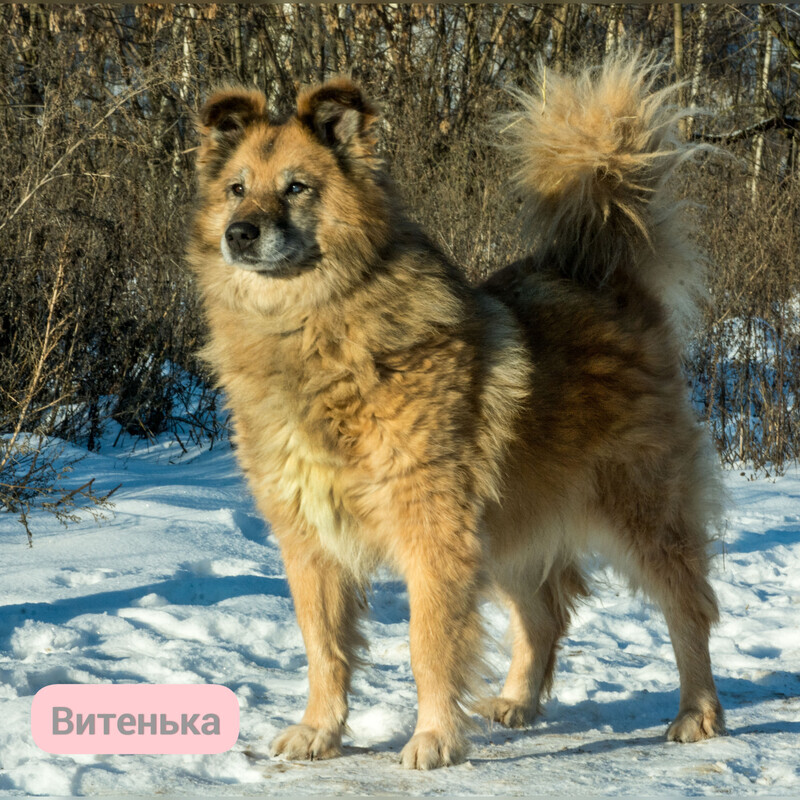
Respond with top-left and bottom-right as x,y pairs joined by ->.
31,684 -> 239,754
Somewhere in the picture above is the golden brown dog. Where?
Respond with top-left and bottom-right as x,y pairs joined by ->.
187,56 -> 725,769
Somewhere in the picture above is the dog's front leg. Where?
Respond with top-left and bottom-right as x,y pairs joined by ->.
269,533 -> 365,761
397,529 -> 485,769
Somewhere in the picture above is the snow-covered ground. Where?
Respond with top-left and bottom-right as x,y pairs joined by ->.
1,431 -> 799,796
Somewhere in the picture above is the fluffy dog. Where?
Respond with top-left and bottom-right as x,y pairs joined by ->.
187,55 -> 725,769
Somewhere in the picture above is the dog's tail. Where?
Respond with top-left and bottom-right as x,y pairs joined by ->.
506,53 -> 707,334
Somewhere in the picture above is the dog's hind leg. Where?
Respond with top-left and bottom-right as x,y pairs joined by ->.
634,542 -> 725,741
269,533 -> 366,761
659,574 -> 725,742
597,486 -> 726,742
478,561 -> 588,728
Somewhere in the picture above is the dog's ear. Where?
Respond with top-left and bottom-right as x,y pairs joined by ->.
296,78 -> 380,165
196,88 -> 268,180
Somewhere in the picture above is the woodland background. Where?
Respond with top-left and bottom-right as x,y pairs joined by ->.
2,4 -> 800,534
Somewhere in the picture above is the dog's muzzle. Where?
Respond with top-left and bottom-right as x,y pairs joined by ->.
225,221 -> 260,257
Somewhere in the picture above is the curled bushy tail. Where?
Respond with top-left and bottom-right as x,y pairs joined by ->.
506,53 -> 708,335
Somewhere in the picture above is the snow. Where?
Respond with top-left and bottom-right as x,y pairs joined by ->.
1,431 -> 799,796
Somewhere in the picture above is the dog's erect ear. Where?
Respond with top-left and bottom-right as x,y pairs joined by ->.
196,88 -> 269,180
296,78 -> 380,164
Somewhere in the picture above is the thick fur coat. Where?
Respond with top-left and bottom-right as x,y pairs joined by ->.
187,56 -> 725,769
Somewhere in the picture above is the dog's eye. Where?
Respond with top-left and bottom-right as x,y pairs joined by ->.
230,183 -> 245,197
285,182 -> 308,196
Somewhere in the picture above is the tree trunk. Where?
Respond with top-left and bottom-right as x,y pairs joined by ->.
553,4 -> 568,71
750,5 -> 773,205
673,4 -> 684,81
686,3 -> 708,136
232,5 -> 243,83
605,5 -> 622,55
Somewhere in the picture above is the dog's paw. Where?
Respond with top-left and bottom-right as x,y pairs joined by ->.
475,696 -> 535,729
399,730 -> 466,770
667,705 -> 726,742
269,723 -> 342,761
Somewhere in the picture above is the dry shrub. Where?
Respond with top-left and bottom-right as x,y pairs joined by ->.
0,8 -> 222,540
383,81 -> 524,282
3,5 -> 800,542
687,160 -> 800,471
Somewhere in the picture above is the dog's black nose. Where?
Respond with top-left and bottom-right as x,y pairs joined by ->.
225,221 -> 260,252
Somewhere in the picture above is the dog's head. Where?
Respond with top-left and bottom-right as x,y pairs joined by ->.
191,79 -> 392,314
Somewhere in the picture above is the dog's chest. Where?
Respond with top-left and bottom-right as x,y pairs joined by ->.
279,426 -> 356,550
233,352 -> 377,565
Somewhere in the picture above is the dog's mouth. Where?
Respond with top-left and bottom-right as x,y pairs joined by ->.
220,226 -> 321,277
225,248 -> 322,278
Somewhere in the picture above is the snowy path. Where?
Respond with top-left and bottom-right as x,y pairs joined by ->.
1,436 -> 798,796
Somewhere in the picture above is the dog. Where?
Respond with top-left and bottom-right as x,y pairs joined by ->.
187,55 -> 725,770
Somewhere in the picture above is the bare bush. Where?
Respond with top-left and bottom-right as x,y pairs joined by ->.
689,166 -> 800,471
2,4 -> 800,540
